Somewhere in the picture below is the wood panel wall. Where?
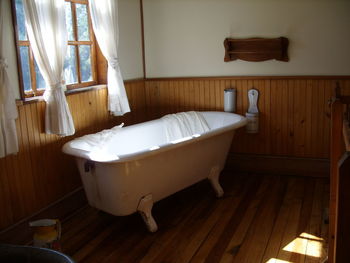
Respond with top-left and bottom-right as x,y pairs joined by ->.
0,80 -> 146,231
145,77 -> 350,159
1,76 -> 349,233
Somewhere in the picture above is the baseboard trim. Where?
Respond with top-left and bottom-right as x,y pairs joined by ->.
226,153 -> 330,177
0,187 -> 86,245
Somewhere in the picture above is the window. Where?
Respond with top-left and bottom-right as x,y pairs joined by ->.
12,0 -> 97,98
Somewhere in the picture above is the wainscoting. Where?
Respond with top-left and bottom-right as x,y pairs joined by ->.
0,80 -> 145,231
145,77 -> 350,159
1,76 -> 349,235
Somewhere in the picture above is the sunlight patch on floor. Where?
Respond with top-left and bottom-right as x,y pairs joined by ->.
283,232 -> 323,258
266,258 -> 292,263
299,232 -> 323,241
266,233 -> 324,263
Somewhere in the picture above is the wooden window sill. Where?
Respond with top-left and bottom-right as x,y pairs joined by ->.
16,84 -> 107,106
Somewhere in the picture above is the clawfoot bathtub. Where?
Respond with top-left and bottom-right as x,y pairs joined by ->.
62,112 -> 247,232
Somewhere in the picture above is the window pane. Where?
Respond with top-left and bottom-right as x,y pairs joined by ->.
15,0 -> 27,41
35,60 -> 46,90
19,46 -> 31,92
76,4 -> 90,41
64,45 -> 78,85
79,45 -> 93,82
65,2 -> 74,41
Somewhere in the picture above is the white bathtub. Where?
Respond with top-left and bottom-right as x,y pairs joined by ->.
62,111 -> 247,232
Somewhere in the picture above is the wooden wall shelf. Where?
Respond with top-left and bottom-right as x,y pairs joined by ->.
224,37 -> 289,62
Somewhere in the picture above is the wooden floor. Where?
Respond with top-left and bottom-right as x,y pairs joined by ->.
60,172 -> 329,263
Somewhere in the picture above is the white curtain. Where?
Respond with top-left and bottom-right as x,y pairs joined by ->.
89,0 -> 130,116
0,0 -> 19,158
23,0 -> 75,136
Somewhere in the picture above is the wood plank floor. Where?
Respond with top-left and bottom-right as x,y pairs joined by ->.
60,172 -> 329,263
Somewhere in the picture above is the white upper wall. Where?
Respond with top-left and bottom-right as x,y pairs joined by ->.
3,0 -> 143,99
118,0 -> 143,80
143,0 -> 350,77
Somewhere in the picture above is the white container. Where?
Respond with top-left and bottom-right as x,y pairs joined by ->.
224,88 -> 236,112
245,112 -> 259,133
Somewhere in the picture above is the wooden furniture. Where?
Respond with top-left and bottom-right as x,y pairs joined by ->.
329,84 -> 350,263
224,37 -> 289,62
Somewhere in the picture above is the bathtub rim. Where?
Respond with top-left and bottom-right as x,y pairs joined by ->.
62,111 -> 247,163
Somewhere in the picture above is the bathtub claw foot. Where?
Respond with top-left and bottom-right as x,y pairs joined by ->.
208,167 -> 224,198
137,194 -> 158,233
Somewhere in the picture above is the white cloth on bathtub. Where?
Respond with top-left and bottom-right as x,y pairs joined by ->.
161,111 -> 210,142
69,123 -> 124,152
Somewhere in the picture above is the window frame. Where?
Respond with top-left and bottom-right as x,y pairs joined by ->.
11,0 -> 98,99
